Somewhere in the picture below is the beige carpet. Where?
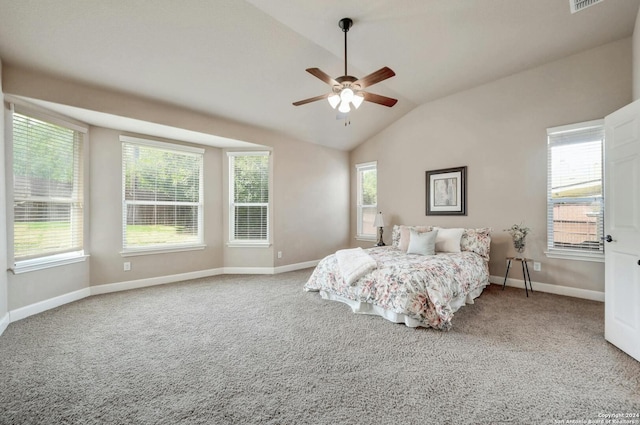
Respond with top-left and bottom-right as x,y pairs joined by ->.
0,269 -> 638,424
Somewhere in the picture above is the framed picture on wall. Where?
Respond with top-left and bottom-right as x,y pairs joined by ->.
426,166 -> 467,216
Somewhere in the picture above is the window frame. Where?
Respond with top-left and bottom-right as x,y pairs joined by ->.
545,119 -> 604,263
121,135 -> 205,256
227,151 -> 271,248
356,161 -> 378,241
6,100 -> 89,274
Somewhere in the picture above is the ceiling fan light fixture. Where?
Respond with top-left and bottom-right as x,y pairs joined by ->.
352,93 -> 364,109
328,94 -> 340,109
340,87 -> 354,104
338,100 -> 351,113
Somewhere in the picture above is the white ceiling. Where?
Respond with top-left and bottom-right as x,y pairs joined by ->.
0,0 -> 638,151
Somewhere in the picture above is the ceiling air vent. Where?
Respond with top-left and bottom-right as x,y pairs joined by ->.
570,0 -> 604,14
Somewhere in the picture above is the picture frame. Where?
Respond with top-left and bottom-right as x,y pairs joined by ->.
426,166 -> 467,216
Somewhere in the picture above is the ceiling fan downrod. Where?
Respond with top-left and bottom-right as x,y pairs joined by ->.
339,18 -> 352,77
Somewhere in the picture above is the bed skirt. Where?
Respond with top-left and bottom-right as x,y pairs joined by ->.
317,284 -> 487,328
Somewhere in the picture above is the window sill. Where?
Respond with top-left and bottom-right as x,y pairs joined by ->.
226,241 -> 271,248
10,252 -> 88,274
544,249 -> 604,263
355,235 -> 376,242
121,244 -> 206,257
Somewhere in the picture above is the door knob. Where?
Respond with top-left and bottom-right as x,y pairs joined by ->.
604,235 -> 613,243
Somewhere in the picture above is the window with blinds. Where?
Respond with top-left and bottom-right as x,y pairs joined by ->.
12,110 -> 85,264
547,120 -> 604,258
228,152 -> 270,243
356,161 -> 377,239
122,136 -> 204,251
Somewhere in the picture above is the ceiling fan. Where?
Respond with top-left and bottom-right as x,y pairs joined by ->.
292,17 -> 397,116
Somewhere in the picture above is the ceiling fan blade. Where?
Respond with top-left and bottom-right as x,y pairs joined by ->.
362,91 -> 398,107
353,67 -> 395,89
306,68 -> 340,87
292,93 -> 329,106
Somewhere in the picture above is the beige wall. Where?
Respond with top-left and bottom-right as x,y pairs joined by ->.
271,138 -> 350,267
351,38 -> 632,293
0,59 -> 7,320
634,6 -> 640,101
222,139 -> 350,269
2,65 -> 349,310
89,127 -> 225,285
8,263 -> 90,311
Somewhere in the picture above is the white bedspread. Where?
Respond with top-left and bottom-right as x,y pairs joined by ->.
335,247 -> 377,286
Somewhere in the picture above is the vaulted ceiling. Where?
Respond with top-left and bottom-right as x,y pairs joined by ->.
0,0 -> 638,150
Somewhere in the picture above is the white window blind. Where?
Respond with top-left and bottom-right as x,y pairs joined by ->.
122,137 -> 203,250
12,111 -> 85,263
229,152 -> 270,242
356,161 -> 377,239
547,121 -> 604,257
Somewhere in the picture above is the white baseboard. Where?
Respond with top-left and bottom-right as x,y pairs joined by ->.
489,275 -> 604,302
274,260 -> 319,274
90,268 -> 224,295
0,313 -> 9,336
9,287 -> 92,323
223,266 -> 275,275
224,260 -> 320,275
2,260 -> 321,332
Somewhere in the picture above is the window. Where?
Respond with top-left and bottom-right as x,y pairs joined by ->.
546,120 -> 604,261
122,136 -> 204,253
228,152 -> 270,245
11,106 -> 86,271
356,161 -> 377,240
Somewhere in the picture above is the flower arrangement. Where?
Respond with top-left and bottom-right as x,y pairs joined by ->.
505,223 -> 530,253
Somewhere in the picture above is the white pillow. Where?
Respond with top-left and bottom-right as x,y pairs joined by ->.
398,225 -> 432,252
433,227 -> 464,253
407,229 -> 438,256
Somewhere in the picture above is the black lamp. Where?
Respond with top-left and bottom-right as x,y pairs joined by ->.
374,212 -> 385,246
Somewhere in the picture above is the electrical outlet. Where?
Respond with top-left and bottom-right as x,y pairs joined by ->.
277,251 -> 283,259
124,262 -> 131,271
533,262 -> 541,272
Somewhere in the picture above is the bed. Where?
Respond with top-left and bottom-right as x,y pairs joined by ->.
304,225 -> 491,330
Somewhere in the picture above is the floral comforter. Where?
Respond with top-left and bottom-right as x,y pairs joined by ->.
304,247 -> 490,330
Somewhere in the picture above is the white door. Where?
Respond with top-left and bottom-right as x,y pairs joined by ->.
604,100 -> 640,362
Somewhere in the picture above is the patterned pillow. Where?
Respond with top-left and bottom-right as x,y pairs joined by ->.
392,225 -> 433,251
392,225 -> 403,248
460,228 -> 492,260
